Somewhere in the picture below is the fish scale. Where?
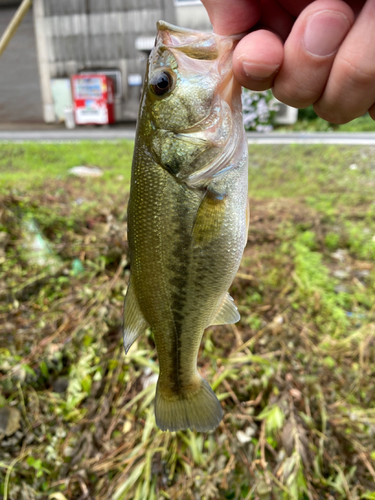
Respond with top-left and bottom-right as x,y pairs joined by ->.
123,21 -> 248,432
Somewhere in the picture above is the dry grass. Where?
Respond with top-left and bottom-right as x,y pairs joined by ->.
1,143 -> 375,500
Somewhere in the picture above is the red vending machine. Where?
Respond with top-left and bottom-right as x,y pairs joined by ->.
71,74 -> 115,125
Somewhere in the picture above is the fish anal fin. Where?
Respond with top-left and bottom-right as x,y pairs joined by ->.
209,292 -> 240,326
192,187 -> 227,246
123,279 -> 149,354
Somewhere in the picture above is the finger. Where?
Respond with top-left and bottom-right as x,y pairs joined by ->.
258,0 -> 295,41
233,30 -> 284,91
279,0 -> 365,17
272,0 -> 354,108
369,103 -> 375,121
277,0 -> 313,17
201,0 -> 261,35
341,0 -> 366,16
314,0 -> 375,123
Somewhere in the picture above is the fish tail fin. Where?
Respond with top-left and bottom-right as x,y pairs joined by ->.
155,377 -> 223,432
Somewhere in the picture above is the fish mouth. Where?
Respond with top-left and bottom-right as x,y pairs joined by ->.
154,21 -> 245,186
176,96 -> 245,187
176,64 -> 244,187
156,20 -> 242,134
179,38 -> 242,133
156,20 -> 242,62
218,61 -> 242,111
179,68 -> 241,136
183,118 -> 245,187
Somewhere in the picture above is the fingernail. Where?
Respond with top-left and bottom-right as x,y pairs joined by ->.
242,62 -> 280,80
303,10 -> 350,57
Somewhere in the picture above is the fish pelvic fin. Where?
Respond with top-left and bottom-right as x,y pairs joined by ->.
123,279 -> 149,354
209,292 -> 240,326
155,377 -> 223,432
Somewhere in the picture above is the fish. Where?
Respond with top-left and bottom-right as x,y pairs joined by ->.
123,21 -> 249,432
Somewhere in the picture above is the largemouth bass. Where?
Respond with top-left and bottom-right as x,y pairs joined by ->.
123,21 -> 248,432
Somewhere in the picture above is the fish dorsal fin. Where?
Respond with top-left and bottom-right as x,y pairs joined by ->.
209,292 -> 240,326
123,279 -> 149,353
192,187 -> 227,246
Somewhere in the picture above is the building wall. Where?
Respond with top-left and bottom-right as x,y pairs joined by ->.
0,0 -> 211,123
36,0 -> 176,121
0,6 -> 43,122
175,1 -> 211,31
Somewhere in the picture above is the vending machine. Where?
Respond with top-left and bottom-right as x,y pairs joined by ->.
71,74 -> 115,125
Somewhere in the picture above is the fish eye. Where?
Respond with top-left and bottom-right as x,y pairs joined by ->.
150,71 -> 173,97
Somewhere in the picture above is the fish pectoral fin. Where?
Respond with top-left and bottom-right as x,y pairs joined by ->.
209,292 -> 240,326
192,187 -> 227,246
123,279 -> 149,354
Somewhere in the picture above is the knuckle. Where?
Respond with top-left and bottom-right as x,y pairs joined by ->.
339,53 -> 375,88
313,101 -> 357,124
313,107 -> 348,124
312,54 -> 375,123
273,73 -> 321,108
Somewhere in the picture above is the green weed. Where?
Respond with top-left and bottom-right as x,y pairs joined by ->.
1,143 -> 375,499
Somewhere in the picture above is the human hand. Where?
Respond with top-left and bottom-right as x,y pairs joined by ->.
201,0 -> 375,123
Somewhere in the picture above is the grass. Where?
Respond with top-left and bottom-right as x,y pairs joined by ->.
276,109 -> 375,132
1,141 -> 375,499
0,141 -> 134,194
